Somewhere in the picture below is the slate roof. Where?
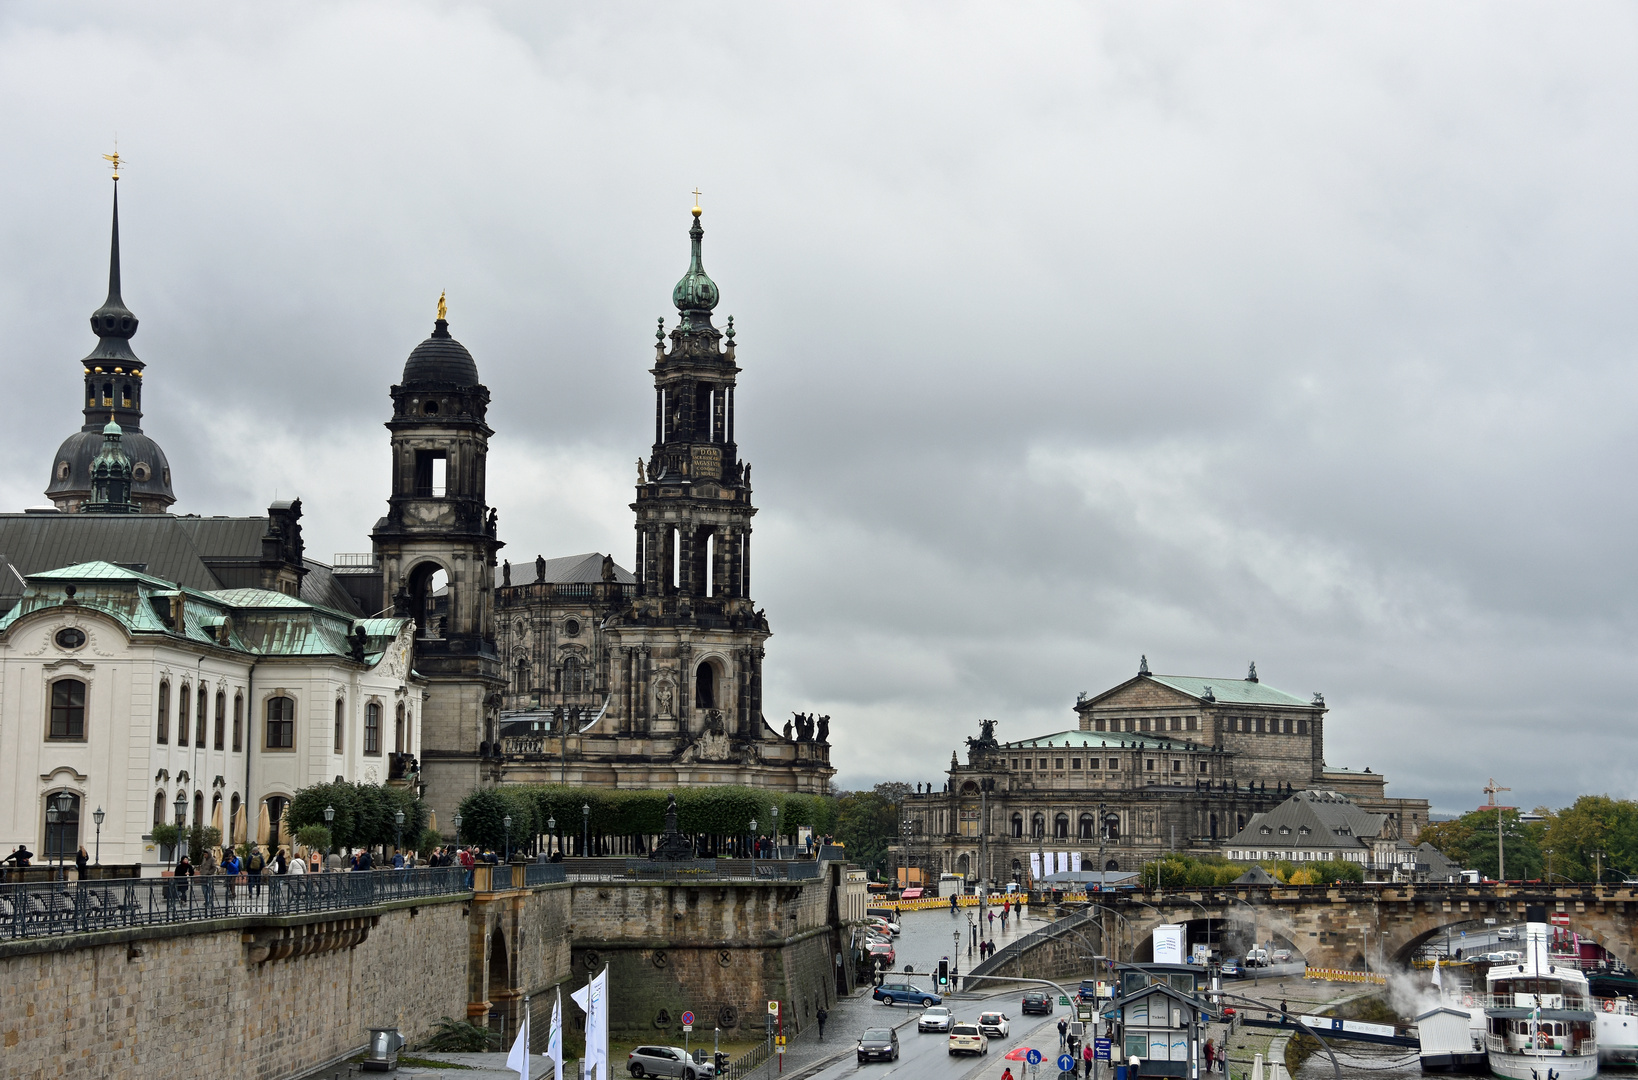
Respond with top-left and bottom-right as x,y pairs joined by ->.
1143,675 -> 1314,708
299,560 -> 366,617
496,552 -> 635,586
1223,790 -> 1388,851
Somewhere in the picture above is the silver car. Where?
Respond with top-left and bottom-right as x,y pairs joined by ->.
919,1006 -> 954,1032
628,1046 -> 714,1080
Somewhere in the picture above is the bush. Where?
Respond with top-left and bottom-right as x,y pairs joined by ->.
288,781 -> 427,852
295,825 -> 332,853
417,827 -> 444,859
421,1016 -> 501,1052
150,824 -> 180,850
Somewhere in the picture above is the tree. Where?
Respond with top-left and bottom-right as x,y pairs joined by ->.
1421,806 -> 1543,880
833,783 -> 908,872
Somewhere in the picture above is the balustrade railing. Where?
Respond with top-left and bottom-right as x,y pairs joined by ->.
0,867 -> 470,941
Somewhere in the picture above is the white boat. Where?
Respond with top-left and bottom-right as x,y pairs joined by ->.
1482,917 -> 1598,1080
1595,995 -> 1638,1065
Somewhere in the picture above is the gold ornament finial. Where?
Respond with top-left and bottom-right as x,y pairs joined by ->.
102,138 -> 124,181
691,187 -> 702,217
436,291 -> 447,321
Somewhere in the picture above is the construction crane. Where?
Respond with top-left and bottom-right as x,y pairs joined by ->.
1484,778 -> 1512,880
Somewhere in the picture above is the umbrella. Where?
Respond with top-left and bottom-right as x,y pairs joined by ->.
1004,1047 -> 1033,1062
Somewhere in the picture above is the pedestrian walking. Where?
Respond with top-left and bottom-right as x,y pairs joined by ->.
75,846 -> 89,879
1203,1038 -> 1215,1075
1002,1068 -> 1015,1080
988,911 -> 996,932
816,1005 -> 828,1041
175,855 -> 195,901
245,846 -> 265,897
222,849 -> 241,900
289,852 -> 306,875
1083,1040 -> 1095,1078
273,848 -> 288,875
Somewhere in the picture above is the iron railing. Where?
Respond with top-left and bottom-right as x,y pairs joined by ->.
558,859 -> 824,883
0,867 -> 470,941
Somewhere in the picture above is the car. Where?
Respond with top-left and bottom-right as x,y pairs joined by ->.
867,941 -> 896,966
1271,950 -> 1293,964
977,1011 -> 1010,1039
918,1006 -> 954,1033
857,1028 -> 900,1063
628,1046 -> 715,1080
1021,990 -> 1053,1015
948,1023 -> 989,1056
1221,961 -> 1243,977
874,982 -> 941,1007
866,918 -> 900,936
1497,927 -> 1519,941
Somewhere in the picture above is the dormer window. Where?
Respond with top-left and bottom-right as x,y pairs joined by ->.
1278,826 -> 1291,835
1259,825 -> 1273,836
1298,826 -> 1311,836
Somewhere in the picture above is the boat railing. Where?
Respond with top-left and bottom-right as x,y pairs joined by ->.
1477,992 -> 1593,1012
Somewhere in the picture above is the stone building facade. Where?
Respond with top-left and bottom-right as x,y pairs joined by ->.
490,208 -> 832,794
907,661 -> 1427,884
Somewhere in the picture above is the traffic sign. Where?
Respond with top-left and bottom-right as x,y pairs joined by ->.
1551,913 -> 1572,926
767,1001 -> 780,1016
683,1025 -> 693,1034
1059,996 -> 1070,1006
1027,1049 -> 1044,1066
1058,1055 -> 1076,1072
776,1036 -> 787,1046
1094,1040 -> 1112,1061
682,1011 -> 696,1027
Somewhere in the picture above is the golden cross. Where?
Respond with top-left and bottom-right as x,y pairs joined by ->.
102,140 -> 123,181
692,187 -> 702,208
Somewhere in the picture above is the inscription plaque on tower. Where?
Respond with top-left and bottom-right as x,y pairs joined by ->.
690,446 -> 722,480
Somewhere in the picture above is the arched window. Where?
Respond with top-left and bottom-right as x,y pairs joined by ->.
265,796 -> 289,847
43,792 -> 81,858
364,702 -> 381,755
232,694 -> 243,751
1079,814 -> 1095,840
1031,814 -> 1045,838
177,684 -> 191,746
1103,813 -> 1120,841
1011,814 -> 1023,838
695,662 -> 715,709
193,791 -> 204,828
395,704 -> 406,754
48,679 -> 86,740
229,793 -> 242,843
514,658 -> 530,693
1054,814 -> 1070,839
196,689 -> 207,748
211,794 -> 223,833
153,791 -> 166,828
334,698 -> 345,754
156,680 -> 170,744
214,692 -> 226,750
265,695 -> 294,749
120,382 -> 133,408
561,656 -> 584,694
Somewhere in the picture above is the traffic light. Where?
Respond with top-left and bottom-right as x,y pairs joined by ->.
938,959 -> 949,986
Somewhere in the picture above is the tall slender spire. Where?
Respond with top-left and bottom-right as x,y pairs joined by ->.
85,180 -> 139,363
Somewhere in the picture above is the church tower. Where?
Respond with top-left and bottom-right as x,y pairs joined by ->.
613,203 -> 768,743
371,297 -> 504,825
46,164 -> 176,513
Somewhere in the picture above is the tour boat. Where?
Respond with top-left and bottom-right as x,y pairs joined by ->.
1482,918 -> 1598,1080
1594,994 -> 1638,1066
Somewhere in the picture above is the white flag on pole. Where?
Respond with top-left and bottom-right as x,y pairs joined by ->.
1431,959 -> 1442,988
507,1005 -> 532,1080
571,966 -> 610,1080
1071,851 -> 1083,874
548,990 -> 564,1080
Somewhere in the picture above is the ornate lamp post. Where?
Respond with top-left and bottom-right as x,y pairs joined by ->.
174,791 -> 188,861
503,814 -> 513,862
323,805 -> 336,866
453,812 -> 463,846
394,809 -> 406,859
547,815 -> 557,858
92,806 -> 105,867
749,818 -> 758,870
45,796 -> 63,880
582,802 -> 590,857
770,805 -> 780,858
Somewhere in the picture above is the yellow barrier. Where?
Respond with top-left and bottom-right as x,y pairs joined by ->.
1304,968 -> 1387,985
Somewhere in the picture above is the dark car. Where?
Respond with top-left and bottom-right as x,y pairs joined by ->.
857,1027 -> 900,1063
874,982 -> 941,1007
1021,990 -> 1053,1015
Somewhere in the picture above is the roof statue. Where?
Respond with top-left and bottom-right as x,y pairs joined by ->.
636,458 -> 646,484
1247,661 -> 1259,683
1138,654 -> 1151,676
436,290 -> 447,321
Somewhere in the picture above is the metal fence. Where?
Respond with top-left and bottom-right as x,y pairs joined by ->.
722,1018 -> 820,1080
561,859 -> 825,884
0,867 -> 471,941
966,908 -> 1095,986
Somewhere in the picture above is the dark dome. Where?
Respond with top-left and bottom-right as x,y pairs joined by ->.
402,319 -> 481,387
46,426 -> 175,510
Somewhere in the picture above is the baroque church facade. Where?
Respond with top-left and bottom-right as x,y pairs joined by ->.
1,175 -> 830,857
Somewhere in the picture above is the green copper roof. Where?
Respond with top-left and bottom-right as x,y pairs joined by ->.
672,210 -> 720,317
1143,674 -> 1314,708
1001,729 -> 1204,752
0,560 -> 411,664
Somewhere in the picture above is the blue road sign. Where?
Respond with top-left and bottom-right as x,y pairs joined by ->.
1094,1040 -> 1112,1061
1058,1055 -> 1077,1072
1027,1049 -> 1044,1066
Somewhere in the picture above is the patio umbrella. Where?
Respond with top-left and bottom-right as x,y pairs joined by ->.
1003,1047 -> 1033,1062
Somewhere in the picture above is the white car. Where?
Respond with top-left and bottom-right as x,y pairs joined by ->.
948,1023 -> 989,1056
867,917 -> 900,936
976,1011 -> 1010,1039
918,1006 -> 954,1033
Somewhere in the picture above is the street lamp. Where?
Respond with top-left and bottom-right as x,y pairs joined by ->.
503,814 -> 513,863
953,931 -> 961,988
452,812 -> 463,845
394,809 -> 406,858
45,796 -> 63,880
324,805 -> 336,865
749,818 -> 758,869
547,815 -> 557,858
174,791 -> 188,860
582,802 -> 590,858
770,805 -> 780,857
92,806 -> 105,867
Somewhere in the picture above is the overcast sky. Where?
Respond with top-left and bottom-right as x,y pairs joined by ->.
2,3 -> 1635,816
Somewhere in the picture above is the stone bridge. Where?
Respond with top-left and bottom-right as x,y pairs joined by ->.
1071,882 -> 1638,969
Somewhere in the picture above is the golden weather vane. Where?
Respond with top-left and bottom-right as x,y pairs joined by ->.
102,138 -> 124,181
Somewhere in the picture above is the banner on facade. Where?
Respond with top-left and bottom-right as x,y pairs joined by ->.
1029,852 -> 1041,880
